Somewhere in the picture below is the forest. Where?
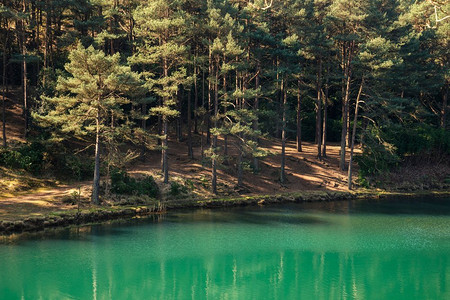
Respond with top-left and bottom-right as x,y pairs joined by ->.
0,0 -> 449,204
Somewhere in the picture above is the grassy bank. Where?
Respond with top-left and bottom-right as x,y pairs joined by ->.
1,189 -> 450,236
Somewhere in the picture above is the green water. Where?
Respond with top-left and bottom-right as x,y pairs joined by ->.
1,198 -> 450,299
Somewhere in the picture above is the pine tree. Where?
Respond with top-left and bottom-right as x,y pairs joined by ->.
0,4 -> 16,147
328,0 -> 369,170
131,0 -> 189,184
35,43 -> 140,204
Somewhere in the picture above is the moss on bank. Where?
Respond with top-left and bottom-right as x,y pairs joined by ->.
1,189 -> 450,236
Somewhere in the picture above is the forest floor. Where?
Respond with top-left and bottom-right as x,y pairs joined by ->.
1,87 -> 449,226
0,138 -> 357,221
0,87 -> 358,222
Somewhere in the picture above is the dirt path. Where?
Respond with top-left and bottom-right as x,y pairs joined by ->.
0,139 -> 358,221
0,182 -> 93,221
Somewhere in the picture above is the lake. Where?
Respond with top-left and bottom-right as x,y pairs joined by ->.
1,197 -> 449,299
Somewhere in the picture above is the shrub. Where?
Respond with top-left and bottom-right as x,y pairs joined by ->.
169,181 -> 188,196
0,142 -> 44,174
355,125 -> 400,177
110,169 -> 159,198
56,154 -> 94,181
383,124 -> 450,157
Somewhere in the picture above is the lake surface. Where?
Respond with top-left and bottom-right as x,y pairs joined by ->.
1,197 -> 450,299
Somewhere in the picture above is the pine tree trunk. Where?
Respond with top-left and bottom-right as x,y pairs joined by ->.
194,64 -> 198,134
162,116 -> 168,184
92,110 -> 101,204
206,46 -> 212,145
212,154 -> 217,193
237,139 -> 243,187
275,60 -> 280,138
340,50 -> 352,171
22,55 -> 27,139
441,83 -> 448,129
201,124 -> 204,159
223,70 -> 228,159
322,64 -> 329,158
162,55 -> 169,184
2,41 -> 7,148
20,1 -> 28,138
176,85 -> 182,142
296,79 -> 302,152
322,90 -> 328,158
346,44 -> 355,148
280,80 -> 286,183
44,0 -> 50,78
348,79 -> 364,190
224,134 -> 228,157
187,86 -> 193,159
347,105 -> 351,147
212,59 -> 219,194
157,99 -> 162,146
253,64 -> 260,172
201,69 -> 205,158
316,59 -> 322,160
141,103 -> 146,160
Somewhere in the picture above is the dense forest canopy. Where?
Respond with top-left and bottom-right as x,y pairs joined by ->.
0,0 -> 449,202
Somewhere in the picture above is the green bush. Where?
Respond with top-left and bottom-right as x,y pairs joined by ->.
38,144 -> 94,180
383,124 -> 450,157
169,181 -> 188,196
356,123 -> 450,179
53,154 -> 94,181
110,169 -> 159,198
357,173 -> 370,189
355,126 -> 400,177
0,142 -> 44,174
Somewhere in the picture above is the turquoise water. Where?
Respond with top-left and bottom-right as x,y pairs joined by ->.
1,198 -> 450,299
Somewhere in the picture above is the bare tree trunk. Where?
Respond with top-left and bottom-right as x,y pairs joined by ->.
201,119 -> 204,159
23,43 -> 28,138
157,107 -> 162,145
92,110 -> 101,204
20,0 -> 28,138
347,104 -> 351,147
211,59 -> 219,194
2,40 -> 7,148
223,69 -> 228,159
176,85 -> 182,142
141,103 -> 147,160
194,63 -> 198,134
237,140 -> 243,187
206,46 -> 212,145
348,78 -> 364,190
316,59 -> 322,160
253,64 -> 260,172
212,149 -> 217,193
296,79 -> 302,152
340,47 -> 352,171
201,69 -> 205,158
162,116 -> 168,183
275,59 -> 280,138
187,87 -> 193,159
280,80 -> 286,183
441,83 -> 448,129
322,64 -> 329,157
43,0 -> 50,85
162,55 -> 169,184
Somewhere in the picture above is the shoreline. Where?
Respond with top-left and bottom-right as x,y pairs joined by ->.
1,189 -> 450,236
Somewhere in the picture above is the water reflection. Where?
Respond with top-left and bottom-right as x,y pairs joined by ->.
1,197 -> 450,299
2,246 -> 448,299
